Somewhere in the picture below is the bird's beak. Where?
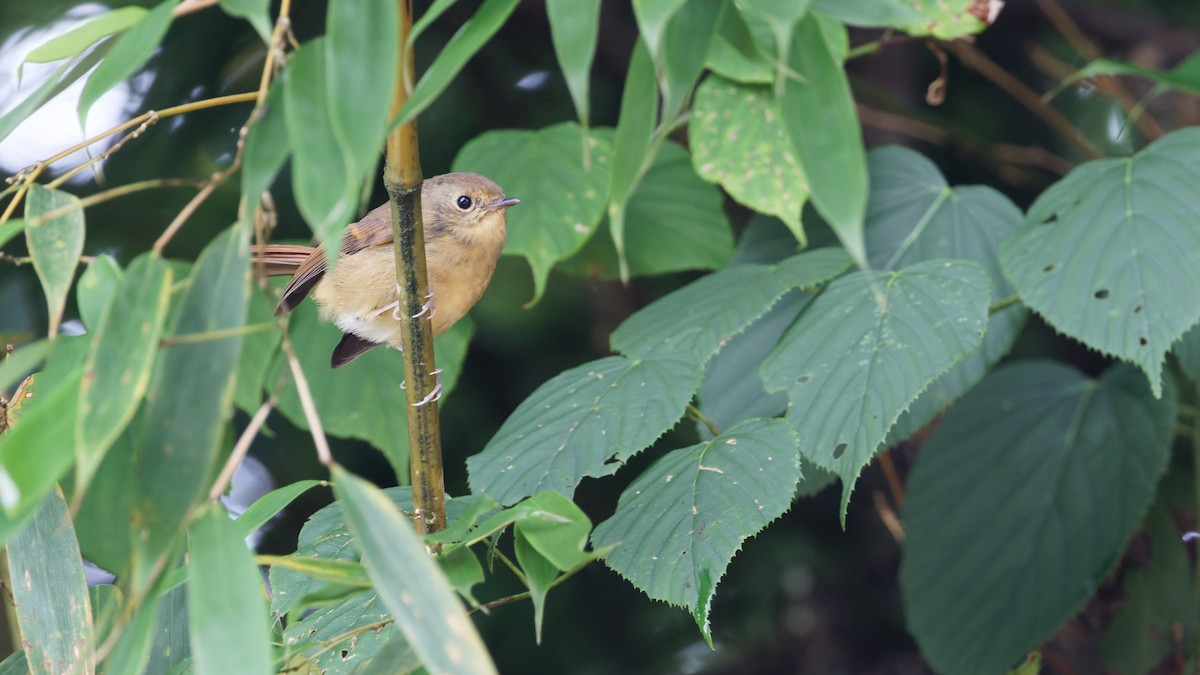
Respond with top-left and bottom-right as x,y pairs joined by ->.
490,197 -> 520,210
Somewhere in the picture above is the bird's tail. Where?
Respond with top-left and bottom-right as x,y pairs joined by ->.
251,245 -> 313,276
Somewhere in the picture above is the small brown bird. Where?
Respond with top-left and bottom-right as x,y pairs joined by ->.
254,172 -> 517,368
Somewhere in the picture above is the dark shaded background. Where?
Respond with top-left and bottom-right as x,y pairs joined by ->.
1,1 -> 1199,672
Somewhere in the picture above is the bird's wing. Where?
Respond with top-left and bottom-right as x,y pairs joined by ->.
276,205 -> 395,315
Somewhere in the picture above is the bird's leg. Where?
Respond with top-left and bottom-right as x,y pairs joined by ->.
410,368 -> 443,407
411,289 -> 436,320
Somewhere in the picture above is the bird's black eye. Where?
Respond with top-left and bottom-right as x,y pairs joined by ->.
456,195 -> 473,210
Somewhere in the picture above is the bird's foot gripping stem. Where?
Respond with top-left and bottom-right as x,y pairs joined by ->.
400,368 -> 443,407
392,287 -> 436,321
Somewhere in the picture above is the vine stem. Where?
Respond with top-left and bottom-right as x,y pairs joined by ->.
384,0 -> 447,535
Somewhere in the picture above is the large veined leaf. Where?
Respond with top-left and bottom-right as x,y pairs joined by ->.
611,248 -> 850,361
7,489 -> 93,675
1000,127 -> 1200,398
25,185 -> 85,338
901,362 -> 1175,675
761,259 -> 991,518
130,225 -> 249,592
76,253 -> 172,492
863,146 -> 1027,442
690,75 -> 808,242
592,419 -> 799,643
467,354 -> 700,505
453,123 -> 611,304
779,14 -> 867,269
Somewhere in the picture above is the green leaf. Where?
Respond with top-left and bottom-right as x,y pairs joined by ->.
1175,322 -> 1200,385
76,254 -> 123,331
810,0 -> 924,26
131,225 -> 250,592
0,372 -> 81,527
282,591 -> 391,670
76,253 -> 172,492
0,339 -> 50,394
233,479 -> 324,539
612,248 -> 850,361
241,80 -> 289,215
1072,52 -> 1200,96
219,0 -> 272,42
332,465 -> 497,675
863,146 -> 1026,442
1000,127 -> 1200,398
25,185 -> 85,337
452,123 -> 611,305
0,218 -> 26,251
409,0 -> 458,45
349,628 -> 421,675
546,0 -> 600,127
233,285 -> 280,413
98,582 -> 163,675
659,0 -> 724,121
6,488 -> 94,675
78,0 -> 179,124
1100,500 -> 1197,674
568,139 -> 734,279
72,422 -> 138,575
690,74 -> 808,242
394,0 -> 521,127
900,363 -> 1175,675
271,307 -> 472,476
187,505 -> 272,675
631,0 -> 689,65
1,46 -> 111,145
607,40 -> 658,281
24,6 -> 147,64
284,38 -> 356,247
327,0 -> 398,179
592,419 -> 800,643
513,490 -> 593,572
779,14 -> 867,268
705,6 -> 773,85
261,555 -> 371,588
514,527 -> 558,644
467,354 -> 699,505
0,652 -> 27,675
436,545 -> 484,606
761,259 -> 991,517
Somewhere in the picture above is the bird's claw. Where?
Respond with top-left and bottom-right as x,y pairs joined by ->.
410,369 -> 443,407
412,289 -> 436,320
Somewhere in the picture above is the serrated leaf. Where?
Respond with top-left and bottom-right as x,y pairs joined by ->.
900,362 -> 1175,675
282,591 -> 390,672
25,185 -> 85,338
761,259 -> 991,517
468,354 -> 700,505
546,0 -> 600,127
1000,127 -> 1200,398
284,38 -> 356,246
76,253 -> 172,493
131,225 -> 249,592
76,254 -> 123,331
220,0 -> 272,42
691,75 -> 807,242
612,248 -> 850,361
394,0 -> 520,128
779,14 -> 867,269
327,0 -> 397,179
7,488 -> 94,675
452,123 -> 610,305
24,6 -> 146,64
349,628 -> 421,675
78,0 -> 179,124
333,465 -> 497,675
241,80 -> 289,215
187,505 -> 272,675
592,419 -> 799,643
863,146 -> 1027,442
1175,322 -> 1200,385
271,306 -> 471,477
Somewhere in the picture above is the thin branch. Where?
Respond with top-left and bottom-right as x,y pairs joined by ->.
280,331 -> 333,466
877,450 -> 906,509
208,396 -> 276,502
160,322 -> 275,347
942,40 -> 1106,160
151,173 -> 223,253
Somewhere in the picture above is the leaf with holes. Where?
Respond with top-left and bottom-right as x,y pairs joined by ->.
761,259 -> 991,518
863,146 -> 1026,442
901,362 -> 1175,675
468,354 -> 700,505
453,123 -> 610,304
690,75 -> 808,242
592,419 -> 799,644
1000,127 -> 1200,398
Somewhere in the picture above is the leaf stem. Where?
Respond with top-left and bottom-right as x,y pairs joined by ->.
988,294 -> 1022,315
687,404 -> 721,437
159,321 -> 276,347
